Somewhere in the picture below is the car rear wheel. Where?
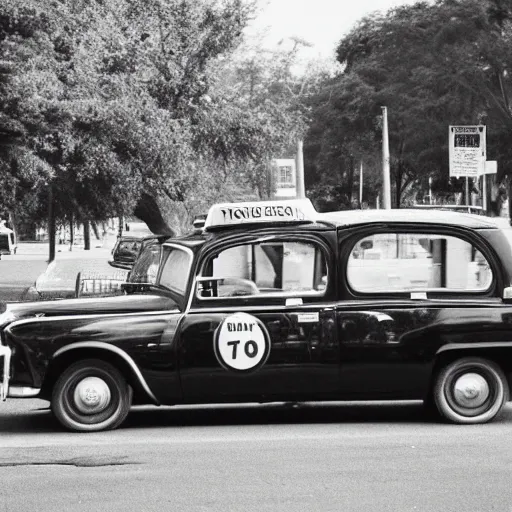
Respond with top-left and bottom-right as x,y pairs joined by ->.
434,357 -> 508,424
51,359 -> 132,432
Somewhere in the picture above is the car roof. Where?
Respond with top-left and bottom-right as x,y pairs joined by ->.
318,209 -> 501,230
158,208 -> 503,253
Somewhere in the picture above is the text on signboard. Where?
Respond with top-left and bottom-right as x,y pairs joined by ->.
220,205 -> 306,222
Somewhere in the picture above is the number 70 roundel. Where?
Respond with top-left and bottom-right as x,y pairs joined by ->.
214,312 -> 271,373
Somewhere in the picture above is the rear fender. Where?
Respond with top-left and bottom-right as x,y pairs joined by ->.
429,342 -> 512,399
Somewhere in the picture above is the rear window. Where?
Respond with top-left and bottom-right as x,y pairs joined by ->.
347,232 -> 493,293
115,240 -> 141,259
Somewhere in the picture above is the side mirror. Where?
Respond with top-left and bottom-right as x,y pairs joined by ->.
360,240 -> 373,250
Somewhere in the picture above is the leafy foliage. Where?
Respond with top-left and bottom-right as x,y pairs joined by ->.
0,0 -> 309,236
306,0 -> 512,208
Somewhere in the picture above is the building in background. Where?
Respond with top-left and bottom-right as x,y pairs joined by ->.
271,159 -> 297,199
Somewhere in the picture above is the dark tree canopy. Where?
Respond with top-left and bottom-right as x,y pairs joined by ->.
305,0 -> 512,209
0,0 -> 308,236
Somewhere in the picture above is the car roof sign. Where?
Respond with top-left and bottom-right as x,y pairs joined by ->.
204,199 -> 317,230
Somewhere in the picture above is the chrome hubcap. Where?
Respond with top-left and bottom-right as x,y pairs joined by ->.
453,373 -> 490,408
73,377 -> 111,414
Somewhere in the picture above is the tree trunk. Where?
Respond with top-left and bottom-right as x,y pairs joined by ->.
118,216 -> 123,237
394,163 -> 402,208
69,216 -> 74,252
83,220 -> 91,250
134,193 -> 175,235
91,221 -> 100,240
48,186 -> 56,262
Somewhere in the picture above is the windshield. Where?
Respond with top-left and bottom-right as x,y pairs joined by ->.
128,243 -> 161,283
159,246 -> 193,296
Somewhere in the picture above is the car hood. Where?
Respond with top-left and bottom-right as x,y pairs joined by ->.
2,294 -> 178,320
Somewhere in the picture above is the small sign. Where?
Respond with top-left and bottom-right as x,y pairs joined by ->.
214,312 -> 271,373
449,125 -> 486,178
483,160 -> 497,175
296,312 -> 319,323
285,298 -> 303,306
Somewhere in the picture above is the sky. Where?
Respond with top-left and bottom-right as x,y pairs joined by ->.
245,0 -> 422,61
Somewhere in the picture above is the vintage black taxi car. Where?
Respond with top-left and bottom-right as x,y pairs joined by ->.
2,199 -> 512,432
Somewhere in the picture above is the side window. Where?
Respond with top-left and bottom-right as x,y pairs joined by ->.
198,240 -> 327,299
347,233 -> 493,292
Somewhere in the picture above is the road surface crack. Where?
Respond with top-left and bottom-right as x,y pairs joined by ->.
0,457 -> 139,468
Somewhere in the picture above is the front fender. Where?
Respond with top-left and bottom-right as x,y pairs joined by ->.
3,311 -> 174,391
52,341 -> 159,404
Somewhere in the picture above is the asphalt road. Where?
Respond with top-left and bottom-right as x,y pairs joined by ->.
2,221 -> 512,511
2,399 -> 512,512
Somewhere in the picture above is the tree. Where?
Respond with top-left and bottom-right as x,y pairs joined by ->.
306,0 -> 512,208
1,0 -> 310,248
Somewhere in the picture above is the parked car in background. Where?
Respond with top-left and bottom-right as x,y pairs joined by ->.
0,221 -> 16,256
109,235 -> 161,270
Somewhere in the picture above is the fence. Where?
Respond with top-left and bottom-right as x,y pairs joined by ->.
75,271 -> 128,298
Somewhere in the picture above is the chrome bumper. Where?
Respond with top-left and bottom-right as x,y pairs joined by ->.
0,344 -> 12,401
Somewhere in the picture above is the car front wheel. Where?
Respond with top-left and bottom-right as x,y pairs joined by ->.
51,359 -> 132,432
434,357 -> 508,424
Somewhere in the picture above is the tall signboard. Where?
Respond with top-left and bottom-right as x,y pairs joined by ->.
449,125 -> 486,177
271,159 -> 297,198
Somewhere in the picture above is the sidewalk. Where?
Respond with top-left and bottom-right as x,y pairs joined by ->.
14,229 -> 118,257
14,231 -> 127,299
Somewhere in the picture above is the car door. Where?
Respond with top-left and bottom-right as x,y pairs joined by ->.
335,224 -> 501,400
177,231 -> 340,402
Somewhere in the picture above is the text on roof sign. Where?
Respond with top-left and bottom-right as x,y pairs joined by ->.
220,205 -> 307,223
204,199 -> 317,229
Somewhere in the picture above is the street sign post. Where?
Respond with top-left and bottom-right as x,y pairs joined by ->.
449,125 -> 486,178
449,125 -> 486,206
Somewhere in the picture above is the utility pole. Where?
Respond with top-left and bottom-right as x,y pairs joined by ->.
296,139 -> 305,199
359,160 -> 363,209
48,185 -> 56,263
482,175 -> 487,213
381,106 -> 392,209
